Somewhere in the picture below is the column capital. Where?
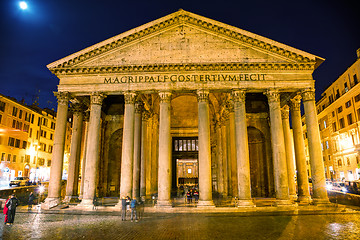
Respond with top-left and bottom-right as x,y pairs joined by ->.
281,105 -> 290,119
159,91 -> 172,103
265,89 -> 280,103
135,101 -> 144,114
289,94 -> 302,111
90,92 -> 106,105
301,88 -> 315,102
197,89 -> 209,102
232,90 -> 246,103
54,92 -> 70,105
124,92 -> 137,104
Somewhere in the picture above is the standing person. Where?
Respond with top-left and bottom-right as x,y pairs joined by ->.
193,190 -> 199,203
28,192 -> 35,211
5,194 -> 19,225
3,196 -> 10,224
186,190 -> 191,204
130,198 -> 138,222
121,196 -> 128,221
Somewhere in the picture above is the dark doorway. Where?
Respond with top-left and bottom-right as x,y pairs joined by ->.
107,129 -> 123,197
248,127 -> 269,197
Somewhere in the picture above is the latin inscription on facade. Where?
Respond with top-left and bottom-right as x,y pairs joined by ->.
104,73 -> 266,84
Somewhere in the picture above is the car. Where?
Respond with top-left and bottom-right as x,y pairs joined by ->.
344,181 -> 360,194
9,176 -> 30,187
330,182 -> 347,192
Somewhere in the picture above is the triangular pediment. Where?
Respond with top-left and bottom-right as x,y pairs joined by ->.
48,9 -> 324,73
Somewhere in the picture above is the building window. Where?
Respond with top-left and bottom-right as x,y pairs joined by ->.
50,133 -> 53,140
8,137 -> 15,147
332,122 -> 337,132
355,94 -> 360,102
7,154 -> 11,161
18,110 -> 22,119
347,158 -> 351,166
336,89 -> 340,99
321,142 -> 324,151
12,155 -> 16,163
347,113 -> 353,125
25,155 -> 30,163
0,114 -> 2,124
338,159 -> 342,167
174,138 -> 198,152
33,156 -> 36,164
325,140 -> 329,149
0,101 -> 5,112
323,120 -> 327,129
1,153 -> 5,161
47,160 -> 51,167
354,74 -> 358,85
337,106 -> 343,113
357,108 -> 360,121
48,145 -> 53,153
12,107 -> 18,117
15,139 -> 20,148
22,141 -> 27,149
29,128 -> 32,138
51,122 -> 55,130
40,143 -> 47,152
328,95 -> 334,104
12,119 -> 16,128
345,100 -> 351,108
344,82 -> 349,92
339,118 -> 345,129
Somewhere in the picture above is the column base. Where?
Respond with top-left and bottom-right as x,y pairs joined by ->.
289,194 -> 298,201
197,200 -> 215,208
41,197 -> 61,209
297,195 -> 312,205
312,198 -> 331,206
237,199 -> 255,207
156,200 -> 173,208
76,199 -> 95,210
63,195 -> 80,203
274,199 -> 294,207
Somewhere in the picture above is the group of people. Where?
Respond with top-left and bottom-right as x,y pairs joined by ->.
186,189 -> 199,204
121,196 -> 141,222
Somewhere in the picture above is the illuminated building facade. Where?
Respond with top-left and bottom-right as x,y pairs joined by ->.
309,49 -> 360,181
0,94 -> 71,183
43,10 -> 330,209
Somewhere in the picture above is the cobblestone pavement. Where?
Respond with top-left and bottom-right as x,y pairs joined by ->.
1,210 -> 360,240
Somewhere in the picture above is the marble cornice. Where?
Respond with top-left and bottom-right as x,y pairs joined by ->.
49,12 -> 316,71
50,62 -> 316,75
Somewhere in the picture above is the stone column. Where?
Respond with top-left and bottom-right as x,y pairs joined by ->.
228,107 -> 237,197
221,116 -> 228,197
140,112 -> 148,201
265,90 -> 291,205
132,101 -> 143,201
119,92 -> 137,200
281,105 -> 297,200
79,113 -> 89,200
64,102 -> 84,202
215,119 -> 224,195
232,90 -> 254,207
290,95 -> 311,204
43,92 -> 69,209
78,93 -> 106,208
156,91 -> 172,207
302,89 -> 329,204
197,90 -> 215,207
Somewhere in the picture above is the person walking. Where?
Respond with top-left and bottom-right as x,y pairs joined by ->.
28,192 -> 35,211
3,196 -> 10,224
5,194 -> 19,225
130,198 -> 138,222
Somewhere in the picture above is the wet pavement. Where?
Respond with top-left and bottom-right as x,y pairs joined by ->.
1,209 -> 360,240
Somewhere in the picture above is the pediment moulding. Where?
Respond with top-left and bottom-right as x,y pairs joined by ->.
47,10 -> 322,71
50,62 -> 316,75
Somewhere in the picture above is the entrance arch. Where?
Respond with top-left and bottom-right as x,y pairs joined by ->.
248,126 -> 269,197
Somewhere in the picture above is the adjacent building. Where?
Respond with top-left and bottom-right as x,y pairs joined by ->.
0,93 -> 72,184
309,49 -> 360,182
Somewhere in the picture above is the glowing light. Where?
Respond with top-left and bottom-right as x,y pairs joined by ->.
19,1 -> 28,10
39,185 -> 45,193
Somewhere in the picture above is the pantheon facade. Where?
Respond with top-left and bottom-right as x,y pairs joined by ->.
43,10 -> 329,209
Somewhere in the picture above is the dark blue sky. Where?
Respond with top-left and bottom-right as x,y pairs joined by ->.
1,0 -> 359,111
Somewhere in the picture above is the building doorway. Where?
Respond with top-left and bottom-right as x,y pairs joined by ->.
172,137 -> 199,197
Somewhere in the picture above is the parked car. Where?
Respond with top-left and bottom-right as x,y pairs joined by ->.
330,182 -> 347,192
344,181 -> 360,194
9,176 -> 30,186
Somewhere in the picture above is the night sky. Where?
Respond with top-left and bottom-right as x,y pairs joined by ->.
1,0 -> 359,111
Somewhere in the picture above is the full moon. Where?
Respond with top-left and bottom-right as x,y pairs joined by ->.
19,1 -> 28,10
